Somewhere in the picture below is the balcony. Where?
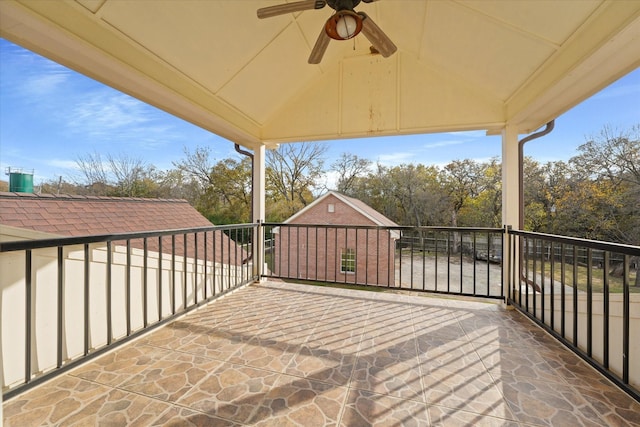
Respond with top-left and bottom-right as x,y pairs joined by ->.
3,279 -> 639,426
1,224 -> 639,425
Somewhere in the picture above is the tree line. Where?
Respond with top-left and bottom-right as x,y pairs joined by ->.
32,125 -> 639,245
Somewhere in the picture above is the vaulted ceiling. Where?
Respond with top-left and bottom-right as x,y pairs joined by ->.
1,0 -> 639,150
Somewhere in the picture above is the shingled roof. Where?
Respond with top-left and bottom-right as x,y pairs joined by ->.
0,192 -> 245,265
0,192 -> 212,236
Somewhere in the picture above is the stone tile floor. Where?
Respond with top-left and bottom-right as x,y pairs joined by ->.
4,281 -> 640,426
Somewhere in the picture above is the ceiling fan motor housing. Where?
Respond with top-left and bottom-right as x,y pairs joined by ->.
327,0 -> 362,11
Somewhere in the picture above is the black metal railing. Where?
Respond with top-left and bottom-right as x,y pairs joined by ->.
0,224 -> 257,399
5,221 -> 637,402
262,223 -> 505,299
506,229 -> 640,401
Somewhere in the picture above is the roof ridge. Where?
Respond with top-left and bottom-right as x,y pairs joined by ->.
0,191 -> 188,203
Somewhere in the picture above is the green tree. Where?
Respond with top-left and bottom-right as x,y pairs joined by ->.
205,157 -> 252,224
440,159 -> 483,227
458,158 -> 502,227
266,142 -> 328,220
569,124 -> 640,245
330,153 -> 372,195
75,152 -> 162,198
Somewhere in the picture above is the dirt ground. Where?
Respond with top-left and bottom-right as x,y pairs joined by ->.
394,253 -> 504,297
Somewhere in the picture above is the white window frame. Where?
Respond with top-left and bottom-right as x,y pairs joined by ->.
340,248 -> 356,273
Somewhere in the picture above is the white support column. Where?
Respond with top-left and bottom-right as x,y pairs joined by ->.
502,124 -> 520,229
502,124 -> 520,304
252,145 -> 266,280
0,341 -> 3,426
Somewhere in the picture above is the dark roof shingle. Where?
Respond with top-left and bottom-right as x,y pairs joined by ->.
0,192 -> 246,265
0,192 -> 212,236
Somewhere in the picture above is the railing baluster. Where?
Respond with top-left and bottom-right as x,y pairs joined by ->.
343,228 -> 348,285
143,238 -> 148,328
550,241 -> 555,331
587,247 -> 593,357
560,243 -> 566,339
194,232 -> 198,305
355,228 -> 359,284
603,251 -> 610,369
541,240 -> 545,323
434,231 -> 439,292
572,245 -> 578,347
472,232 -> 477,296
25,249 -> 32,385
388,228 -> 392,287
158,236 -> 163,320
376,228 -> 380,285
533,238 -> 537,318
107,241 -> 112,344
459,231 -> 463,293
203,231 -> 208,301
622,255 -> 630,385
57,246 -> 64,367
524,237 -> 529,312
305,226 -> 309,280
183,234 -> 188,310
410,231 -> 414,289
365,229 -> 369,286
213,230 -> 217,296
171,235 -> 176,315
334,227 -> 338,283
315,227 -> 319,281
126,240 -> 131,336
422,230 -> 426,291
84,243 -> 90,356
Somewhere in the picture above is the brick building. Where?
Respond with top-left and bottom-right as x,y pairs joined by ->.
273,191 -> 399,286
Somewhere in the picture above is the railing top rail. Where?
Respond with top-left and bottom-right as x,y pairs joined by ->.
509,229 -> 640,256
263,223 -> 504,233
0,223 -> 258,253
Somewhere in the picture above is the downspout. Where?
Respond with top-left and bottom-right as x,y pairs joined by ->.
517,120 -> 554,293
234,143 -> 254,264
518,120 -> 555,229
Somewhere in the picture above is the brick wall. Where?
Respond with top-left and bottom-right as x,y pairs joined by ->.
273,194 -> 396,286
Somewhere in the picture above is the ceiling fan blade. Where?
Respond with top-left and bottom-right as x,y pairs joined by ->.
308,27 -> 331,64
257,0 -> 326,19
358,12 -> 397,58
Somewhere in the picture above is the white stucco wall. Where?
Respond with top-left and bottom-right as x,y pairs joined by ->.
1,241 -> 246,390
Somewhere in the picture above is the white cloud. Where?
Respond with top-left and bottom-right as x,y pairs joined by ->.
446,130 -> 486,138
24,71 -> 71,97
68,92 -> 152,131
376,151 -> 416,165
45,159 -> 79,170
319,170 -> 340,191
63,91 -> 178,147
422,140 -> 465,149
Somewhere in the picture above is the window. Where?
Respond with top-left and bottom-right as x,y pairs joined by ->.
340,248 -> 356,273
328,203 -> 335,213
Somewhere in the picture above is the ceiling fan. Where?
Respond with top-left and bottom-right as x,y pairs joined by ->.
257,0 -> 397,64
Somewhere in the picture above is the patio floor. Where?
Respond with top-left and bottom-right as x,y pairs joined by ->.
4,281 -> 639,426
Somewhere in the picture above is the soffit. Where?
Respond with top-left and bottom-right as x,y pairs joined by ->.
1,0 -> 639,149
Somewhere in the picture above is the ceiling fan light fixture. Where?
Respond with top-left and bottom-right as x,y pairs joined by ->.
325,10 -> 362,40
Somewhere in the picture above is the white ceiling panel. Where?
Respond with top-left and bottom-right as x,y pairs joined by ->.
1,0 -> 638,148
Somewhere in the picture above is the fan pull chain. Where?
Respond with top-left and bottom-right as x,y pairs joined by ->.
353,38 -> 356,50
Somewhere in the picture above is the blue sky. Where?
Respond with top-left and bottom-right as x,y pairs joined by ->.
1,38 -> 639,186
